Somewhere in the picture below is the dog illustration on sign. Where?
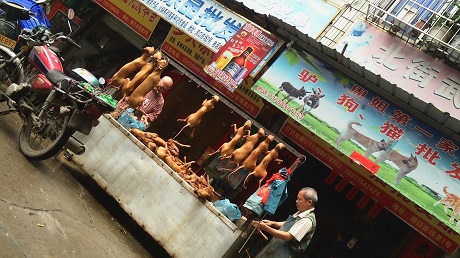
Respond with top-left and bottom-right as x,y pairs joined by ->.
375,150 -> 418,185
336,120 -> 393,157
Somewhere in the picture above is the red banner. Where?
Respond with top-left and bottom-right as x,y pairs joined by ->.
400,232 -> 441,257
281,118 -> 460,253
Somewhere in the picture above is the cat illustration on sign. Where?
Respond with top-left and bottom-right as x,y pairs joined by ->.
434,186 -> 460,228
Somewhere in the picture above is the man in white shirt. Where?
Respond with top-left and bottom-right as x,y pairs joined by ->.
251,187 -> 318,257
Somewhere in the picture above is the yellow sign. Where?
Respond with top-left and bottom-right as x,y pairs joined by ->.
0,34 -> 17,49
94,0 -> 160,39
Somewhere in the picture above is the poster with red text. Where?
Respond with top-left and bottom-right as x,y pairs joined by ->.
204,22 -> 279,92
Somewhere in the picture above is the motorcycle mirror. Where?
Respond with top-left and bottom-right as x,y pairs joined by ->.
66,8 -> 75,35
67,8 -> 74,20
98,77 -> 106,86
44,3 -> 50,15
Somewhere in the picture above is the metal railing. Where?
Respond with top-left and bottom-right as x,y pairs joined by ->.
365,0 -> 460,63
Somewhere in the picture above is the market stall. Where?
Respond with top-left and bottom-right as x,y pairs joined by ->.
72,115 -> 241,258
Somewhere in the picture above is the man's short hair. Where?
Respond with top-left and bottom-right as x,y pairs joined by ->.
300,187 -> 318,205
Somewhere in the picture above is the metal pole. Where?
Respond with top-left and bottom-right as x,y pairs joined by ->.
238,211 -> 268,254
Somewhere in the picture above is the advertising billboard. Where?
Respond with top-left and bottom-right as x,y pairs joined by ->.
252,48 -> 460,237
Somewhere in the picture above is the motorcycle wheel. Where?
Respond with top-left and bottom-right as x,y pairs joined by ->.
0,48 -> 23,90
19,98 -> 74,160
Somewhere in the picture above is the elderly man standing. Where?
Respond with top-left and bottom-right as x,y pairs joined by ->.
251,187 -> 318,258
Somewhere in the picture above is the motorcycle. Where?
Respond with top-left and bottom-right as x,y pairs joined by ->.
0,14 -> 116,160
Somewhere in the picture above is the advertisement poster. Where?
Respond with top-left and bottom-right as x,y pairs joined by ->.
252,48 -> 460,234
94,0 -> 160,39
204,22 -> 279,92
232,0 -> 340,38
161,27 -> 264,117
335,19 -> 460,122
204,153 -> 249,189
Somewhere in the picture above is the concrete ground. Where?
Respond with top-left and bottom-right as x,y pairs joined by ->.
0,102 -> 167,258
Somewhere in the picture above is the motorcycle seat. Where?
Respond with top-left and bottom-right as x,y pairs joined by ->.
46,69 -> 74,85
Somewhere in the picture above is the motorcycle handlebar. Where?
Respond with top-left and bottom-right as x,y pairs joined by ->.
20,30 -> 81,49
66,37 -> 81,49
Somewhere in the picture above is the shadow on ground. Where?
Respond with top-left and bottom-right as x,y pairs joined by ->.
57,154 -> 171,258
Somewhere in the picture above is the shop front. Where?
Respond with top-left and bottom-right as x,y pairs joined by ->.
52,0 -> 460,256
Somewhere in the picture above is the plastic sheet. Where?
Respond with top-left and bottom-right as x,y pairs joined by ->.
213,199 -> 242,221
118,108 -> 146,130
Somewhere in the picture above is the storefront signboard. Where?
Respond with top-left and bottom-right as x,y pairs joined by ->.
252,48 -> 460,236
162,27 -> 264,117
281,117 -> 460,253
203,22 -> 280,92
94,0 -> 160,39
141,0 -> 245,52
140,0 -> 281,78
335,19 -> 460,123
232,0 -> 340,38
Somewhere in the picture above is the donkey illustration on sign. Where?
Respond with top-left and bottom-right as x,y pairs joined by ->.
274,82 -> 307,104
297,88 -> 325,114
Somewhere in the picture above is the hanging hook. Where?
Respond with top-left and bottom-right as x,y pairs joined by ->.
300,155 -> 307,164
288,155 -> 307,175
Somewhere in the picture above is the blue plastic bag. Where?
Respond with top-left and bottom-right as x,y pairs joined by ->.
213,199 -> 242,221
118,108 -> 146,130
